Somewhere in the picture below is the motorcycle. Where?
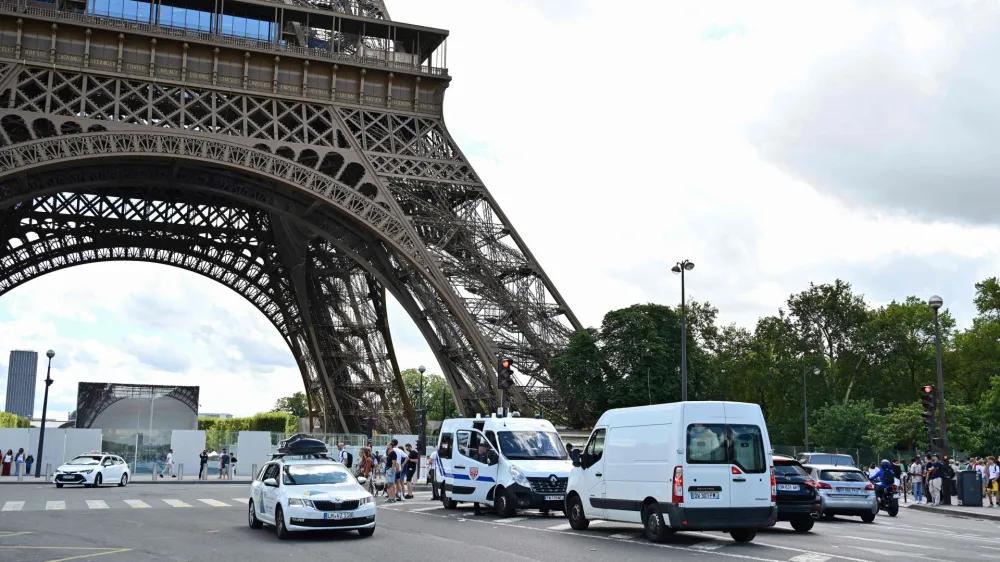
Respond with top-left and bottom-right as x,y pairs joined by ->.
875,484 -> 900,517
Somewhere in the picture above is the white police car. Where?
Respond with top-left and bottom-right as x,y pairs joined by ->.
248,436 -> 376,539
54,452 -> 130,488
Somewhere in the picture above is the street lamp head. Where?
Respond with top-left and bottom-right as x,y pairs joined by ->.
929,295 -> 944,310
46,349 -> 54,359
418,365 -> 426,374
671,265 -> 682,275
813,367 -> 820,376
683,261 -> 695,271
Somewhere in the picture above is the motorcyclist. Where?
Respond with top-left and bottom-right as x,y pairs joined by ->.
870,459 -> 895,502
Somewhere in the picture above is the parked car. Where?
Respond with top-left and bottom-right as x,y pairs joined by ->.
801,464 -> 877,523
772,455 -> 821,532
54,452 -> 130,488
796,452 -> 855,467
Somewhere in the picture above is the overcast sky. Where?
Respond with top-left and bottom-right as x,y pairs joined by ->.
2,0 -> 998,419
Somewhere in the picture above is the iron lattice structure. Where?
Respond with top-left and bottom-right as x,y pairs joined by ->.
0,0 -> 580,433
75,382 -> 199,429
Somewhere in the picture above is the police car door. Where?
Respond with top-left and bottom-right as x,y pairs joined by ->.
451,429 -> 499,504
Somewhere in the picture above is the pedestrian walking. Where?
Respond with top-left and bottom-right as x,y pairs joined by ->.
927,454 -> 943,506
219,449 -> 230,480
159,449 -> 176,478
404,443 -> 419,499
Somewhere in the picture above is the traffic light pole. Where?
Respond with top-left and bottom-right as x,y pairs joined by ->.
933,309 -> 948,452
498,358 -> 506,418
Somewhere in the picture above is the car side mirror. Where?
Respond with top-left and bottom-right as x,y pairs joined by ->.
357,477 -> 368,485
263,478 -> 277,487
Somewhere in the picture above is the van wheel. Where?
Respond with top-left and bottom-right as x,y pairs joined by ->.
643,504 -> 672,543
729,529 -> 756,543
495,488 -> 517,517
790,517 -> 814,532
568,496 -> 589,530
441,491 -> 457,510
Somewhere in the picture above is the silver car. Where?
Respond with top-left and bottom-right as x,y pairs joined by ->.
802,464 -> 877,523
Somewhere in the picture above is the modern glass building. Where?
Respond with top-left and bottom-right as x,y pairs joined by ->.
4,350 -> 38,419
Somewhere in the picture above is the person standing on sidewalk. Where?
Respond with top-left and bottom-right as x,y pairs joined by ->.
909,457 -> 924,504
159,449 -> 176,478
927,454 -> 943,506
989,457 -> 1000,507
199,450 -> 209,480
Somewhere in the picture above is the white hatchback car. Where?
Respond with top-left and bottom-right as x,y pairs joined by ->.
248,456 -> 376,539
54,453 -> 130,488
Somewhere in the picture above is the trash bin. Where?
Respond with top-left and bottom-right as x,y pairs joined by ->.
957,470 -> 983,507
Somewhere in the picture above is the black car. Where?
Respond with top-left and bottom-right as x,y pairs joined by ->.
773,455 -> 821,532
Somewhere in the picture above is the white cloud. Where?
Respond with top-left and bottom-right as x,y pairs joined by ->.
2,1 -> 997,420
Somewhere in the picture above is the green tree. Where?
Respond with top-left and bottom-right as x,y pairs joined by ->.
549,328 -> 608,428
270,392 -> 309,418
401,368 -> 456,422
809,399 -> 876,449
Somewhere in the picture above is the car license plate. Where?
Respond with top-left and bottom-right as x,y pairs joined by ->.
836,487 -> 861,494
323,512 -> 351,520
690,492 -> 720,500
544,495 -> 564,501
777,484 -> 799,491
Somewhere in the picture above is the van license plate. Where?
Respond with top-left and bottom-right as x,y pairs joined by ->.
324,512 -> 350,520
544,495 -> 564,501
690,492 -> 720,500
777,484 -> 799,491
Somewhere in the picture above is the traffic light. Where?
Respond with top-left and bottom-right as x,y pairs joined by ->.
921,385 -> 936,432
416,408 -> 427,456
498,358 -> 514,391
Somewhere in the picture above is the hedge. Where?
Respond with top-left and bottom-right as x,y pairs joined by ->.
0,412 -> 31,428
198,412 -> 296,434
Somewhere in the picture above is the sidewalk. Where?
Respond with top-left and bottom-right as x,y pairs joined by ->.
0,475 -> 254,485
904,497 -> 1000,521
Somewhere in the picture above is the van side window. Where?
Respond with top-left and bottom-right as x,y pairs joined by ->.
456,430 -> 472,458
728,425 -> 765,474
485,430 -> 498,450
583,429 -> 606,465
439,433 -> 454,460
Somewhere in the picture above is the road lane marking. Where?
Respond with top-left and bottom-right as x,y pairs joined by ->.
1,501 -> 24,512
162,499 -> 190,508
198,499 -> 230,507
547,523 -> 572,530
691,542 -> 725,551
685,531 -> 874,562
46,501 -> 65,510
609,532 -> 641,540
503,517 -> 527,523
789,555 -> 830,562
410,506 -> 443,512
86,500 -> 109,509
231,498 -> 249,503
841,536 -> 945,550
124,500 -> 150,509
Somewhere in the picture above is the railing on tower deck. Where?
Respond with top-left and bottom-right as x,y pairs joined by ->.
0,0 -> 449,77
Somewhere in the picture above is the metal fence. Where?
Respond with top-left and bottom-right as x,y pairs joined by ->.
773,446 -> 967,467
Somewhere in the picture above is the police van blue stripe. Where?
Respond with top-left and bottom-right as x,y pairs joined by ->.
437,457 -> 496,483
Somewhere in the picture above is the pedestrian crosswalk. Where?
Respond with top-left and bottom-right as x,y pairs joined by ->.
0,497 -> 250,512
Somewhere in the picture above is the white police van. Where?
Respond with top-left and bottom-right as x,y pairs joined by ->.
565,401 -> 777,544
436,414 -> 572,516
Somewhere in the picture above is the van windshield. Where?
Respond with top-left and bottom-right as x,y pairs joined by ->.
497,431 -> 568,460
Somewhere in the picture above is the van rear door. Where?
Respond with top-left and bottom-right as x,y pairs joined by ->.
723,404 -> 771,512
683,403 -> 730,510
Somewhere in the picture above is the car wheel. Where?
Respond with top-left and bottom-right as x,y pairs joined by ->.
643,503 -> 673,543
248,500 -> 263,529
274,506 -> 290,540
55,483 -> 63,488
567,495 -> 589,531
791,517 -> 814,532
91,473 -> 102,488
358,527 -> 375,537
729,529 -> 757,543
118,474 -> 128,487
860,512 -> 876,523
495,487 -> 517,517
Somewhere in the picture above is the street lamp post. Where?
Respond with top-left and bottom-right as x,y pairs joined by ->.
803,366 -> 820,450
671,260 -> 695,401
34,349 -> 55,478
416,365 -> 427,460
929,295 -> 948,452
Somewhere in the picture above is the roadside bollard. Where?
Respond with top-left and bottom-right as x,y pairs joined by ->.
178,463 -> 184,481
45,463 -> 51,481
153,465 -> 158,481
17,465 -> 23,482
251,464 -> 258,481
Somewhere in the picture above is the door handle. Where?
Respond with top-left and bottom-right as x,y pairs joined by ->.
595,473 -> 602,477
733,478 -> 746,482
454,465 -> 466,469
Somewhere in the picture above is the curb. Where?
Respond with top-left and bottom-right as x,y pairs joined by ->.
906,502 -> 1000,522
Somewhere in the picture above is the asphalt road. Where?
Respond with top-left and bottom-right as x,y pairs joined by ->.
0,483 -> 995,562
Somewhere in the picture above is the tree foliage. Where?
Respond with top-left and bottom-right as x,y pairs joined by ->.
401,368 -> 456,422
270,392 -> 309,418
0,412 -> 30,428
552,276 -> 1000,454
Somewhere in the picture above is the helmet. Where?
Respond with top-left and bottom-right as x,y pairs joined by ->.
881,459 -> 892,470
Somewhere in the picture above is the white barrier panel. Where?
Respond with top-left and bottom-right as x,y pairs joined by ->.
0,429 -> 30,462
236,431 -> 271,477
171,430 -> 205,478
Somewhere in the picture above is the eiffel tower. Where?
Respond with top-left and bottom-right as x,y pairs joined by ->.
0,0 -> 580,433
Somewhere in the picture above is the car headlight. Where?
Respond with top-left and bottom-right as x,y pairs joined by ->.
80,470 -> 93,474
359,495 -> 373,506
288,498 -> 316,508
509,464 -> 529,487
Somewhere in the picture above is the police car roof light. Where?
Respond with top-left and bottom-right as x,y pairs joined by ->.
511,412 -> 520,417
476,413 -> 482,419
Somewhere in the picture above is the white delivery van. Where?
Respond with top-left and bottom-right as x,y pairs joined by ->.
435,414 -> 572,516
565,401 -> 776,544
